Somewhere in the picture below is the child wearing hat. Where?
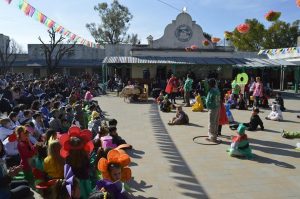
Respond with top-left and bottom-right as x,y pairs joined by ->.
227,124 -> 253,158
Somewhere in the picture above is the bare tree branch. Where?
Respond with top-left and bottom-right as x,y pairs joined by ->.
0,38 -> 21,73
39,29 -> 75,75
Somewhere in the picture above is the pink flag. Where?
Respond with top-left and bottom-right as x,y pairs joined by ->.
5,0 -> 12,4
46,19 -> 55,28
24,4 -> 31,16
29,6 -> 35,17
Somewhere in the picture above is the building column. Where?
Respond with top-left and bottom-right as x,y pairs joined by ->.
295,66 -> 300,93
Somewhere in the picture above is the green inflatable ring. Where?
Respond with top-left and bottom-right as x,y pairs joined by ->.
236,73 -> 248,84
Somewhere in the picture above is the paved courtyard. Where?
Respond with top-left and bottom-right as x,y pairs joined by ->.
97,92 -> 300,199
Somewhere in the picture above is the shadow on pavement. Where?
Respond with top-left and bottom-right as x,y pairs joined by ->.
187,123 -> 204,127
133,196 -> 158,199
252,154 -> 296,169
149,103 -> 208,199
262,129 -> 281,134
280,119 -> 300,124
283,109 -> 300,113
128,177 -> 153,193
126,149 -> 145,159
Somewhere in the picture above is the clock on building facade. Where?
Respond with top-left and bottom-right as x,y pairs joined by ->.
175,24 -> 193,42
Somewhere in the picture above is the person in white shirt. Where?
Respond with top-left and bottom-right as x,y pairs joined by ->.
32,112 -> 45,137
0,118 -> 14,142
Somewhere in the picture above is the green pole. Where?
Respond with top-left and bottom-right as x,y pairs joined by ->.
295,66 -> 300,93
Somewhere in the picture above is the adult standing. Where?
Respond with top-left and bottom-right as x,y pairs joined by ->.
206,78 -> 221,142
165,74 -> 178,104
183,74 -> 193,107
231,77 -> 240,101
253,77 -> 263,107
248,77 -> 256,107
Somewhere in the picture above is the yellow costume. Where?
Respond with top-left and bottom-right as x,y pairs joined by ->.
44,156 -> 64,179
191,95 -> 204,112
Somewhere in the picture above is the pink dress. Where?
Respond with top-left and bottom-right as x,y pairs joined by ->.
253,82 -> 263,97
84,91 -> 94,101
101,135 -> 117,149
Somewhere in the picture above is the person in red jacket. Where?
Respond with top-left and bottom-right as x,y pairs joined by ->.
165,74 -> 178,104
16,126 -> 37,184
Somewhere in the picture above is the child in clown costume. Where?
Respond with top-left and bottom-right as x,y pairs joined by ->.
227,124 -> 253,159
96,149 -> 132,198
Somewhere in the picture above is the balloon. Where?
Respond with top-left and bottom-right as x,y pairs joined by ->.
202,39 -> 210,46
265,10 -> 281,21
190,45 -> 198,50
297,0 -> 300,8
236,73 -> 249,84
237,23 -> 250,34
211,37 -> 221,43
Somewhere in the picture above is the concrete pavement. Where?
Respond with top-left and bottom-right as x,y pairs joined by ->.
97,93 -> 300,199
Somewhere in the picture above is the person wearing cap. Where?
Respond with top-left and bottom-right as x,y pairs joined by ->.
205,78 -> 221,142
227,124 -> 253,158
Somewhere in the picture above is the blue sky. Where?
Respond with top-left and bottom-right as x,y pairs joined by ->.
0,0 -> 299,51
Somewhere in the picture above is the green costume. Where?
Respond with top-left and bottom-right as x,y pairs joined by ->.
227,124 -> 253,158
281,130 -> 300,139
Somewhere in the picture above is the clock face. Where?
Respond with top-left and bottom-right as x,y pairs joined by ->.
175,25 -> 193,42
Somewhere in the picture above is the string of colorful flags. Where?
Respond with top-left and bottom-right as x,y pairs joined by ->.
4,0 -> 100,48
258,47 -> 300,56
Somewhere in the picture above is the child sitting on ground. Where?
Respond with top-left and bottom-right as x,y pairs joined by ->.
275,93 -> 286,111
230,108 -> 264,131
265,102 -> 283,121
168,106 -> 189,125
227,124 -> 253,158
109,126 -> 131,148
160,95 -> 172,112
191,93 -> 204,112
